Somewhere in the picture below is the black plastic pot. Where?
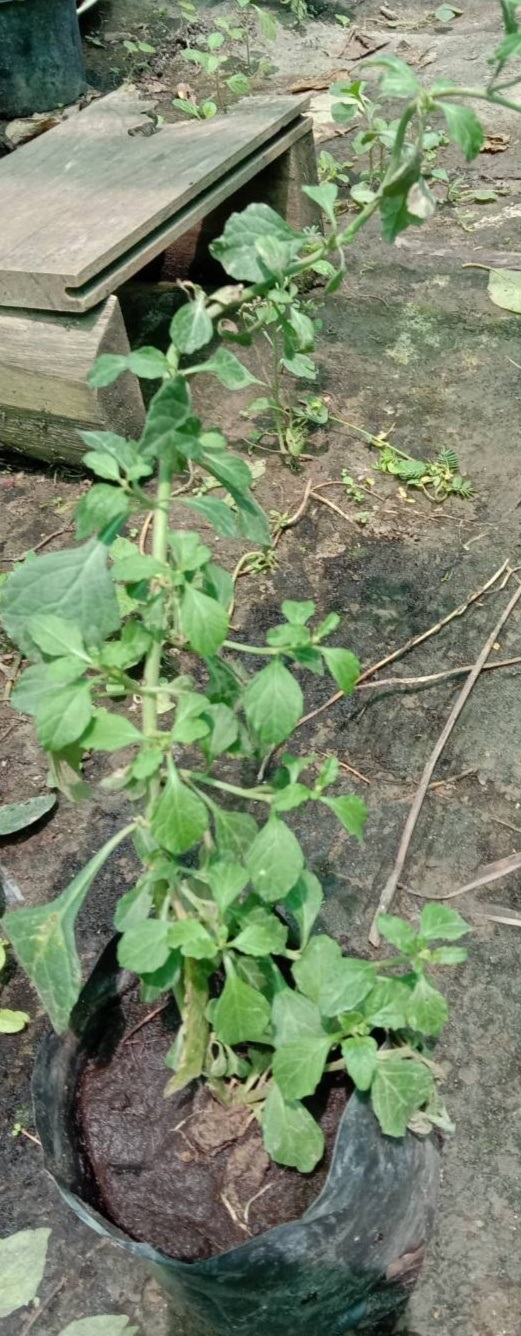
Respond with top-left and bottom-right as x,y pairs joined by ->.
0,0 -> 86,119
33,940 -> 440,1335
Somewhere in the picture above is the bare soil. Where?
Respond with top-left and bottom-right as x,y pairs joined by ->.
78,987 -> 348,1261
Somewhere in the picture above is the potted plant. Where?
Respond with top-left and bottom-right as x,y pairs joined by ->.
0,242 -> 467,1330
2,14 -> 520,1329
0,0 -> 86,119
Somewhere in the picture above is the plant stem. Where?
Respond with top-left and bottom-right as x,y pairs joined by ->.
189,772 -> 273,803
223,638 -> 277,655
142,460 -> 172,766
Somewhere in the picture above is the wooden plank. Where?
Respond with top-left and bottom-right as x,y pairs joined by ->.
0,91 -> 310,314
0,296 -> 145,464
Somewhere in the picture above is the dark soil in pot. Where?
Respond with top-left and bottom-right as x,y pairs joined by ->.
77,985 -> 349,1261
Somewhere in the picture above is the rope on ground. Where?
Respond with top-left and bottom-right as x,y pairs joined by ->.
368,575 -> 521,947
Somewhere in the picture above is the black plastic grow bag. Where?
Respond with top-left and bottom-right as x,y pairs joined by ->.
0,0 -> 86,118
33,940 -> 440,1335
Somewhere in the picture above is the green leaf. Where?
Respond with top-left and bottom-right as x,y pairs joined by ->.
271,782 -> 311,812
319,957 -> 376,1017
202,703 -> 239,758
207,860 -> 249,912
266,623 -> 311,650
4,826 -> 132,1031
213,973 -> 271,1043
227,72 -> 250,95
75,484 -> 130,541
80,431 -> 151,481
0,1228 -> 50,1318
406,976 -> 448,1036
243,659 -> 303,748
169,530 -> 212,572
114,880 -> 153,931
420,903 -> 470,941
246,817 -> 304,901
487,267 -> 521,314
168,919 -> 218,959
322,794 -> 367,839
112,553 -> 165,582
211,203 -> 304,283
0,1008 -> 30,1033
302,182 -> 338,224
231,910 -> 288,956
282,599 -> 315,625
170,296 -> 214,354
272,989 -> 326,1041
342,1036 -> 378,1091
36,680 -> 92,752
82,708 -> 142,752
430,945 -> 468,965
214,808 -> 258,860
255,4 -> 278,38
292,934 -> 342,1003
363,979 -> 411,1029
127,346 -> 169,378
182,494 -> 238,538
282,353 -> 317,379
262,1084 -> 324,1172
442,103 -> 484,161
0,794 -> 56,837
180,584 -> 229,655
370,55 -> 420,98
273,1036 -> 331,1100
371,1055 -> 434,1137
118,920 -> 171,973
151,771 -> 209,855
195,346 -> 261,390
285,871 -> 323,947
28,613 -> 88,662
377,914 -> 418,953
435,3 -> 462,19
139,375 -> 194,461
88,354 -> 129,388
60,1318 -> 138,1336
1,540 -> 120,657
321,647 -> 360,695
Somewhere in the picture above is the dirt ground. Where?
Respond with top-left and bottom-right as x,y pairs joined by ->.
2,2 -> 521,1334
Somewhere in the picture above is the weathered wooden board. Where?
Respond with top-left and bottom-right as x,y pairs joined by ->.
0,90 -> 311,314
0,296 -> 145,464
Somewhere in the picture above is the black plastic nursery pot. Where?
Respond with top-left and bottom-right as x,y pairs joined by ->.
33,940 -> 440,1336
0,0 -> 86,118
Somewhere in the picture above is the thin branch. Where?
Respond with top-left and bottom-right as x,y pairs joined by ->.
356,655 -> 521,695
368,578 -> 521,946
0,525 -> 73,565
297,559 -> 510,730
309,489 -> 358,526
122,1001 -> 169,1044
407,849 -> 521,903
139,510 -> 154,555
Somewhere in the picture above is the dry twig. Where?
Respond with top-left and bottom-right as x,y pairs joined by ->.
0,525 -> 73,566
407,849 -> 521,903
298,559 -> 509,730
368,577 -> 521,946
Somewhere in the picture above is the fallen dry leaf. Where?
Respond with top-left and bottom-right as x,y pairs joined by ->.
290,68 -> 352,93
340,27 -> 390,60
481,132 -> 510,153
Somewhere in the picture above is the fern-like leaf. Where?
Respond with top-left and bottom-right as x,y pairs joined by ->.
437,446 -> 459,472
